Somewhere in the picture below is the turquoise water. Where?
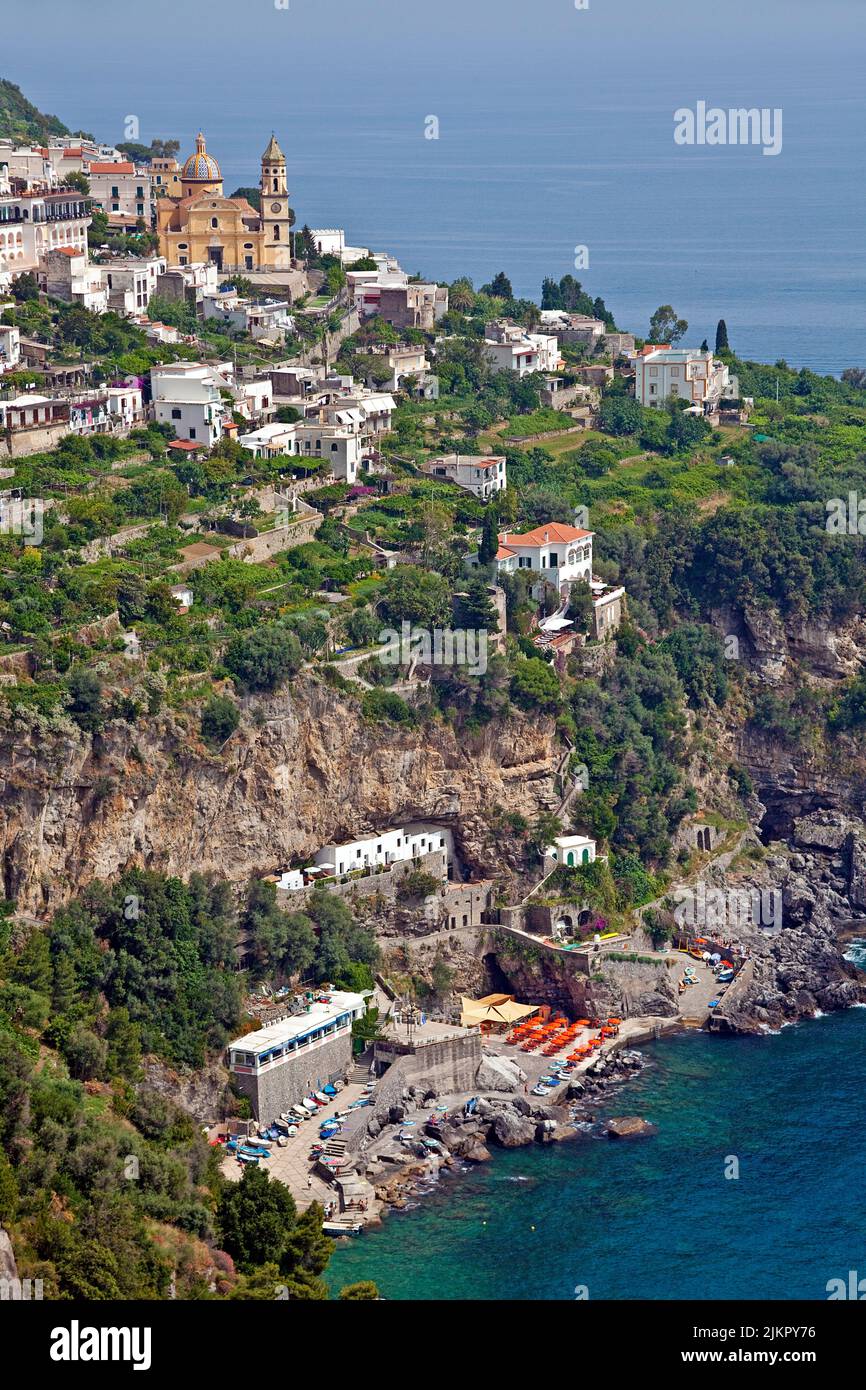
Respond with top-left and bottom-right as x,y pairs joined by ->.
328,1010 -> 866,1300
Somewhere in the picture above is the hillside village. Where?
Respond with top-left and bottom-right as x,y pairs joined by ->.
3,85 -> 866,1297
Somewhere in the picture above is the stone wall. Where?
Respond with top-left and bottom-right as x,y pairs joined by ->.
348,1031 -> 482,1153
227,512 -> 321,563
276,849 -> 449,914
232,1030 -> 352,1123
2,423 -> 70,458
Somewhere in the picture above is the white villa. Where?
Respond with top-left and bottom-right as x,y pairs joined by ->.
631,346 -> 738,414
545,834 -> 597,867
276,823 -> 454,891
469,522 -> 593,596
483,320 -> 560,377
422,453 -> 507,500
239,420 -> 363,483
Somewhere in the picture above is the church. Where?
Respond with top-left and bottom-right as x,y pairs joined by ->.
156,132 -> 293,273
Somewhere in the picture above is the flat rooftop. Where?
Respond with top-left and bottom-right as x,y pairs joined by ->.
228,991 -> 365,1055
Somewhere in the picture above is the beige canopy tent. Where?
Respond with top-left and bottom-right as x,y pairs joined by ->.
460,994 -> 539,1028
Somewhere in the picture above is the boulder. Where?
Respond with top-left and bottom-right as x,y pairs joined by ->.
475,1053 -> 527,1093
462,1141 -> 492,1164
604,1116 -> 657,1139
490,1110 -> 537,1148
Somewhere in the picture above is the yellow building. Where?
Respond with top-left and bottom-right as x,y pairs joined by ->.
157,132 -> 292,273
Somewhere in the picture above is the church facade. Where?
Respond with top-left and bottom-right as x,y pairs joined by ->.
156,133 -> 292,273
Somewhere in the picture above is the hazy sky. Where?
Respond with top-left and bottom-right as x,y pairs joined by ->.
5,0 -> 864,149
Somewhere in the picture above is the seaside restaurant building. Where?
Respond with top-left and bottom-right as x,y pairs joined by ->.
227,991 -> 366,1124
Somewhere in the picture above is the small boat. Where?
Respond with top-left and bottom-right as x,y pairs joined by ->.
237,1153 -> 259,1165
323,1220 -> 362,1237
531,1085 -> 549,1096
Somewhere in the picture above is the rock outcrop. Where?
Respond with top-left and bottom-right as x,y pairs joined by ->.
0,677 -> 560,916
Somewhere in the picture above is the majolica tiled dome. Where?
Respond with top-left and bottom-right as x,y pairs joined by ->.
181,132 -> 221,182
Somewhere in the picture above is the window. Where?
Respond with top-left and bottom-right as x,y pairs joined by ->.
136,186 -> 144,198
171,408 -> 181,420
179,256 -> 187,265
189,427 -> 196,439
211,217 -> 218,229
331,442 -> 338,452
111,186 -> 119,198
136,204 -> 144,216
273,225 -> 280,240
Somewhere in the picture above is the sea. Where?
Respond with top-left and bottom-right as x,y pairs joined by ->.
7,1 -> 866,377
327,1008 -> 866,1301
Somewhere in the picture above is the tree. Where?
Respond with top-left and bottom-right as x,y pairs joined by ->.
648,305 -> 688,345
379,565 -> 451,628
216,1165 -> 300,1271
449,278 -> 475,313
478,507 -> 499,566
67,667 -> 103,733
224,625 -> 303,692
567,579 -> 593,633
510,657 -> 561,711
343,606 -> 380,648
715,319 -> 729,353
599,395 -> 643,436
339,1281 -> 380,1300
201,694 -> 240,746
455,576 -> 497,633
482,271 -> 513,300
64,170 -> 90,196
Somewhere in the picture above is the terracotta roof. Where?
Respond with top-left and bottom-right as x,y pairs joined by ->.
168,440 -> 204,451
52,246 -> 80,257
495,544 -> 516,560
502,523 -> 593,547
87,161 -> 136,174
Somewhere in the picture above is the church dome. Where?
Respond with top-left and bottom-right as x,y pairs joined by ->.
182,132 -> 221,182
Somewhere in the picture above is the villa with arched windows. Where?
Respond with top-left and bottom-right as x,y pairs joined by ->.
544,834 -> 597,869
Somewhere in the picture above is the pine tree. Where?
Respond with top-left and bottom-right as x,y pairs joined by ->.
715,319 -> 729,353
478,508 -> 499,566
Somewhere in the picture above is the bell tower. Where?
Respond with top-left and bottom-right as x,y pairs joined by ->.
260,134 -> 291,269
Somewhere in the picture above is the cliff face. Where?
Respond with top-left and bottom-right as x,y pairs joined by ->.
0,676 -> 560,916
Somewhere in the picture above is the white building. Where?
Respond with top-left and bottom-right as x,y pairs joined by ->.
86,161 -> 154,226
423,453 -> 507,500
0,324 -> 21,373
201,289 -> 293,341
309,228 -> 371,265
239,419 -> 363,483
631,347 -> 738,414
106,384 -> 144,429
318,824 -> 453,878
38,247 -> 108,312
0,184 -> 91,281
150,362 -> 227,447
227,991 -> 367,1121
103,256 -> 167,315
471,522 -> 593,595
545,834 -> 597,867
484,320 -> 560,376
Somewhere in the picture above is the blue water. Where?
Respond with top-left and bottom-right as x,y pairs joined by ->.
328,1010 -> 866,1300
5,0 -> 866,374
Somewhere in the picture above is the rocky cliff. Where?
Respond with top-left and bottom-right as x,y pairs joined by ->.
0,675 -> 560,917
